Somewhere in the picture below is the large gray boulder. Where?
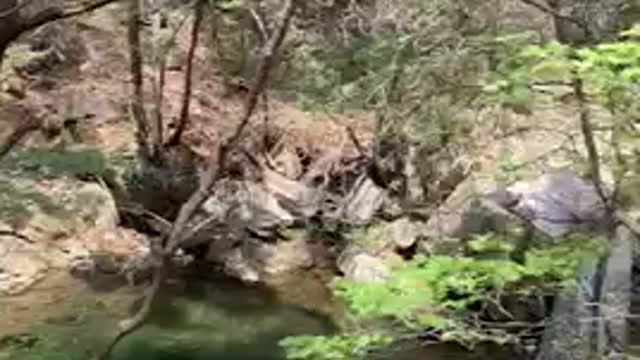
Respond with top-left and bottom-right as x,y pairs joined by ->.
419,171 -> 612,254
507,171 -> 611,238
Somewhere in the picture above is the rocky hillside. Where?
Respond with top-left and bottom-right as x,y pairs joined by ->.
0,2 -> 629,295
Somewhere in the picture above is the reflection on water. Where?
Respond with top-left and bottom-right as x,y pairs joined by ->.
0,273 -> 335,360
1,272 -> 520,360
112,278 -> 336,360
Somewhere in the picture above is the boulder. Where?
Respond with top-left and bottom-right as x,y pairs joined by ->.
419,178 -> 521,254
337,245 -> 390,283
341,175 -> 387,223
507,171 -> 611,237
206,235 -> 314,283
0,174 -> 144,294
387,217 -> 422,249
419,171 -> 612,254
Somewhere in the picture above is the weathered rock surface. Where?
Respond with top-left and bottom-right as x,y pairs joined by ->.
508,172 -> 611,237
0,176 -> 145,295
419,171 -> 612,254
337,245 -> 390,283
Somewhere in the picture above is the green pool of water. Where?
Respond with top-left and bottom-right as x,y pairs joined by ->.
0,276 -> 335,360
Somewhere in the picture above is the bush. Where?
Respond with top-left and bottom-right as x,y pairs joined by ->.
281,233 -> 608,359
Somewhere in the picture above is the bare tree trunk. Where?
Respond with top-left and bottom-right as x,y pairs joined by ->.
166,0 -> 205,146
572,77 -> 602,190
127,0 -> 152,160
150,2 -> 166,158
97,1 -> 298,358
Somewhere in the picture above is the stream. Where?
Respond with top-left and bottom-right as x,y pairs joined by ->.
0,271 -> 519,360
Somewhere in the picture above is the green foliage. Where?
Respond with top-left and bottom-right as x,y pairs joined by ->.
467,232 -> 515,254
282,233 -> 608,360
522,233 -> 609,290
494,152 -> 529,185
278,0 -> 517,152
282,34 -> 414,113
484,26 -> 640,209
280,334 -> 393,360
485,25 -> 640,113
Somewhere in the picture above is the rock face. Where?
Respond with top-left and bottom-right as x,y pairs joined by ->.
0,176 -> 146,295
206,237 -> 315,284
507,172 -> 611,237
419,171 -> 612,254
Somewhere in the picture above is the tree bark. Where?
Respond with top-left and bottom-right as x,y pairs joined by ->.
166,0 -> 205,146
127,0 -> 152,160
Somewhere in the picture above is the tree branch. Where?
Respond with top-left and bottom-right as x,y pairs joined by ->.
166,0 -> 205,146
98,0 -> 298,357
518,0 -> 593,42
20,0 -> 121,34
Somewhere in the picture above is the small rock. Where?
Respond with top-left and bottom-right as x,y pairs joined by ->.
342,175 -> 387,223
223,248 -> 260,284
387,217 -> 420,249
337,246 -> 390,283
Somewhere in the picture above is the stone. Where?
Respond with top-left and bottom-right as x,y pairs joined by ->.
419,171 -> 612,254
419,179 -> 521,254
337,245 -> 390,283
73,182 -> 120,230
243,237 -> 314,276
342,175 -> 387,223
223,248 -> 260,284
388,217 -> 418,249
508,171 -> 611,238
596,225 -> 633,356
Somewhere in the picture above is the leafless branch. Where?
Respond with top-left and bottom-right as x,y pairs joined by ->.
98,0 -> 298,357
518,0 -> 593,41
166,0 -> 205,146
249,7 -> 268,44
346,125 -> 366,156
21,0 -> 122,33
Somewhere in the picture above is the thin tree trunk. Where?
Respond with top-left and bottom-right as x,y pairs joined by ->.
166,0 -> 204,146
150,3 -> 167,158
98,1 -> 298,358
127,0 -> 151,160
573,77 -> 604,197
